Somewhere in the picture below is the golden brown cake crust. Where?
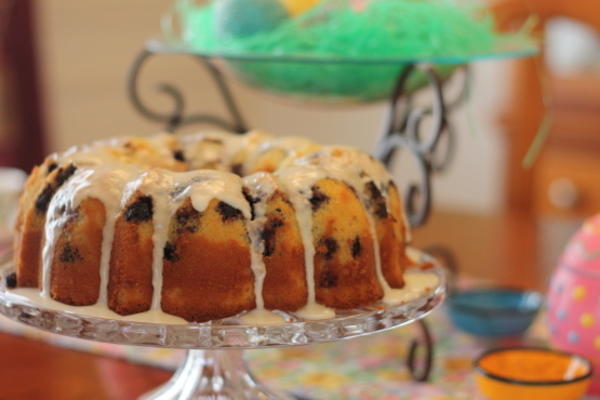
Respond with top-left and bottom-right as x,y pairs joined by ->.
50,197 -> 105,306
13,133 -> 412,323
380,182 -> 410,288
15,161 -> 76,288
261,191 -> 308,311
108,192 -> 155,315
311,179 -> 384,308
14,209 -> 44,288
14,163 -> 48,287
161,198 -> 256,322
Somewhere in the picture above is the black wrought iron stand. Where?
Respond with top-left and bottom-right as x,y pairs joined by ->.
127,43 -> 468,382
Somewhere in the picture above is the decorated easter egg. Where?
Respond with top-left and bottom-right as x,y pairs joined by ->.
215,0 -> 288,39
279,0 -> 321,15
548,214 -> 600,394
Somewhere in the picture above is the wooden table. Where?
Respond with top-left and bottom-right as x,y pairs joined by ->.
0,210 -> 544,400
0,334 -> 170,400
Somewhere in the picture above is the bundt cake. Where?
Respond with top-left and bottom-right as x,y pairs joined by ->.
11,131 -> 415,323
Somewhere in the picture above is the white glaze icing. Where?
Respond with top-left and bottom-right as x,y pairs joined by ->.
382,269 -> 439,304
242,172 -> 278,313
172,170 -> 252,219
121,168 -> 252,310
244,136 -> 316,173
95,166 -> 145,305
42,165 -> 144,299
282,145 -> 391,191
57,134 -> 182,171
122,170 -> 175,310
273,165 -> 335,320
278,146 -> 404,305
28,131 -> 415,324
231,130 -> 273,174
9,288 -> 187,324
41,190 -> 77,298
179,130 -> 245,170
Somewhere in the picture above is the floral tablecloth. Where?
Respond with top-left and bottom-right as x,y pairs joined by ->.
0,304 -> 551,400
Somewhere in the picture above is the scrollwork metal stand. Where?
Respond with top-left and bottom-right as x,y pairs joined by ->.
127,44 -> 467,383
375,64 -> 449,227
128,48 -> 248,133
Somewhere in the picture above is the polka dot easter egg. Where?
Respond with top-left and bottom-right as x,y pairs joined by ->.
548,213 -> 600,395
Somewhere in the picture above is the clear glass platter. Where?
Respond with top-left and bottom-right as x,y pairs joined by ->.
0,251 -> 445,399
135,38 -> 536,104
151,38 -> 537,65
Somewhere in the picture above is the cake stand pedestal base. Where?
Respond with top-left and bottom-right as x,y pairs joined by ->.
142,349 -> 292,400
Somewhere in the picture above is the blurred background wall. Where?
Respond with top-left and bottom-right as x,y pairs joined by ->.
36,0 -> 509,214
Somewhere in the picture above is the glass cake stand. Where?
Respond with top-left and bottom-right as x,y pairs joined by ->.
0,254 -> 445,400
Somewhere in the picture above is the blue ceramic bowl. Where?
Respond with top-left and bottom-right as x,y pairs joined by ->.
446,288 -> 543,337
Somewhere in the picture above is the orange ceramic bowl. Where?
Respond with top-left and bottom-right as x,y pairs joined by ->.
474,347 -> 593,400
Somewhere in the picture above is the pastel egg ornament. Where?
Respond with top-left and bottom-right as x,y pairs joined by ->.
548,214 -> 600,395
215,0 -> 289,39
279,0 -> 321,16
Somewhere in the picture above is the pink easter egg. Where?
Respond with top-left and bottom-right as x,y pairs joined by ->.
548,214 -> 600,394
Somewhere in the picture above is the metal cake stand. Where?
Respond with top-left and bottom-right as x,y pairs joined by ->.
0,254 -> 445,400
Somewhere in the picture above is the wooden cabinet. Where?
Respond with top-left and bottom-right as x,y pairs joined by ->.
534,74 -> 600,220
491,0 -> 600,219
535,149 -> 600,218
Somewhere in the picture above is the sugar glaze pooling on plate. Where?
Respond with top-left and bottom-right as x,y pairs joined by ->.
8,268 -> 438,325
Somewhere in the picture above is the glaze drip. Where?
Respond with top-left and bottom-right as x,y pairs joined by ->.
280,146 -> 410,304
274,165 -> 334,319
28,132 -> 414,323
242,172 -> 278,313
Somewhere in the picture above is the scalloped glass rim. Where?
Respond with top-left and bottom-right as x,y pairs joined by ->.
149,38 -> 537,65
0,251 -> 445,349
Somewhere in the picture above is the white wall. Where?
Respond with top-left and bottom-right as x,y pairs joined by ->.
37,0 -> 509,214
